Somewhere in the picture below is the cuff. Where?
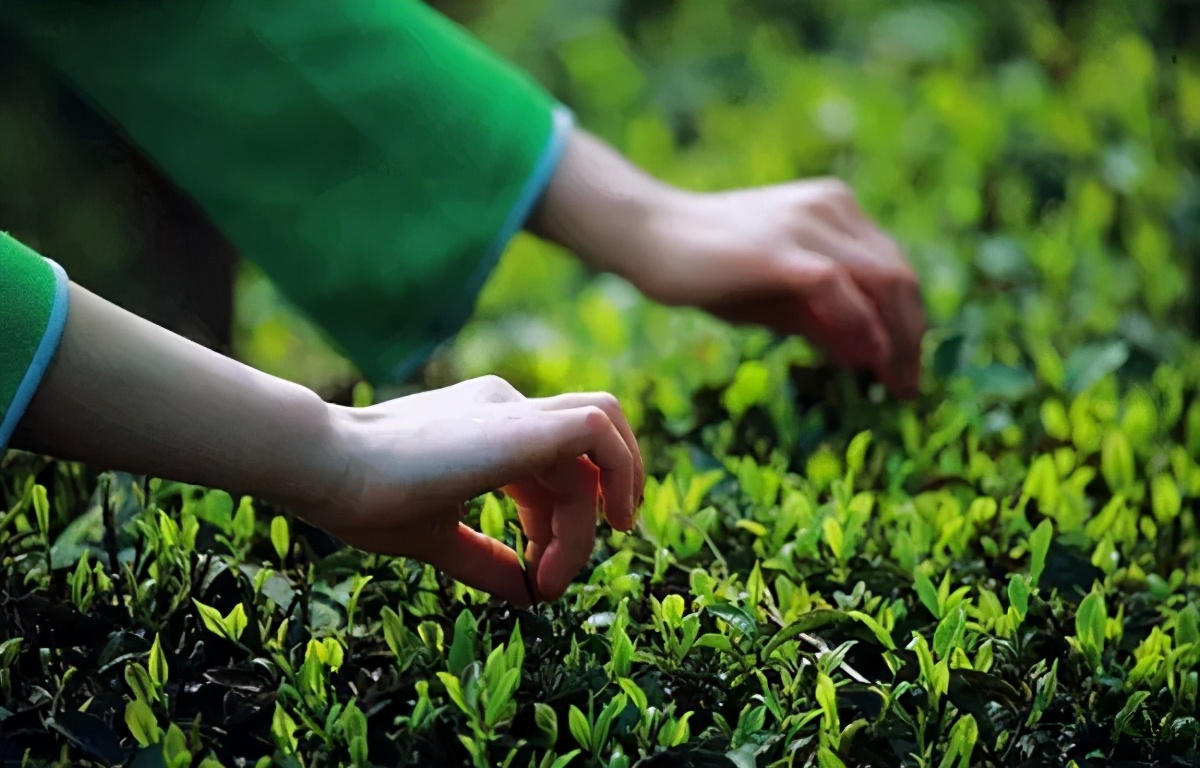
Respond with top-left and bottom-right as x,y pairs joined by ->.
387,106 -> 577,382
0,243 -> 70,448
7,0 -> 572,385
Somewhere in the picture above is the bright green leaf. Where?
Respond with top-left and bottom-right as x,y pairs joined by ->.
270,516 -> 290,561
708,603 -> 759,641
192,600 -> 228,638
125,699 -> 161,747
148,633 -> 169,688
1029,519 -> 1053,588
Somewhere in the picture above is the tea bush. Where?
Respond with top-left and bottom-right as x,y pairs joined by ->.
2,0 -> 1199,766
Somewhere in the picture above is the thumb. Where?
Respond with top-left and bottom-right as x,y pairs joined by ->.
426,523 -> 533,608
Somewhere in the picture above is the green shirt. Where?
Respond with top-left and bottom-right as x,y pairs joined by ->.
0,0 -> 572,447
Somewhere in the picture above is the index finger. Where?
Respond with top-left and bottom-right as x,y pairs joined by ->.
532,392 -> 645,523
854,235 -> 926,397
540,405 -> 637,532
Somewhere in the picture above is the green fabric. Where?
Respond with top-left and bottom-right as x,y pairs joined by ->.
1,232 -> 66,445
2,0 -> 564,383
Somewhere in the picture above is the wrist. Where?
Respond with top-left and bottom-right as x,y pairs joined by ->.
294,402 -> 395,533
251,388 -> 348,516
527,127 -> 692,286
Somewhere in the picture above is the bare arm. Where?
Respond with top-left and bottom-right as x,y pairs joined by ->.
11,282 -> 340,510
10,282 -> 642,606
527,127 -> 927,398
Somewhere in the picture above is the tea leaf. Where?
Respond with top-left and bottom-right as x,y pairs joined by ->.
148,633 -> 168,688
1041,399 -> 1072,441
762,610 -> 853,661
231,496 -> 256,542
224,604 -> 248,642
270,703 -> 298,754
1101,432 -> 1136,493
1176,605 -> 1200,649
617,677 -> 649,715
33,484 -> 50,538
1112,690 -> 1151,740
1151,475 -> 1181,524
724,360 -> 770,420
846,431 -> 873,477
1008,575 -> 1030,620
1076,588 -> 1108,667
124,663 -> 157,705
1029,519 -> 1054,588
484,667 -> 520,728
708,603 -> 759,641
816,670 -> 840,745
125,700 -> 160,748
381,607 -> 406,661
568,705 -> 591,752
535,701 -> 558,743
269,515 -> 290,561
933,605 -> 967,659
448,610 -> 477,676
940,713 -> 979,768
1064,341 -> 1129,394
817,747 -> 848,768
914,571 -> 940,618
823,517 -> 845,561
192,600 -> 228,638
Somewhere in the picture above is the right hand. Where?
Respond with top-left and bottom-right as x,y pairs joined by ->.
620,180 -> 927,398
529,129 -> 926,398
304,376 -> 644,607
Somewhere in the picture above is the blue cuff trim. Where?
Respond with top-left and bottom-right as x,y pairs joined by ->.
0,259 -> 71,448
389,105 -> 577,383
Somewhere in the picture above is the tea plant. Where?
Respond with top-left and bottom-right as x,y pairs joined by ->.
2,0 -> 1198,765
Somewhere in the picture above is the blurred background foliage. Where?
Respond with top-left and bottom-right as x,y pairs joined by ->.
442,0 -> 1200,448
0,0 -> 1196,410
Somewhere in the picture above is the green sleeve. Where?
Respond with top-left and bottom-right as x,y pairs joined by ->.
0,233 -> 70,448
2,0 -> 573,383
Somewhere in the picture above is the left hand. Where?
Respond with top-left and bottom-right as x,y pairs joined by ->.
310,376 -> 644,607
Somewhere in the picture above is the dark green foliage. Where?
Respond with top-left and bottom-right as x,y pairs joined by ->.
2,0 -> 1199,766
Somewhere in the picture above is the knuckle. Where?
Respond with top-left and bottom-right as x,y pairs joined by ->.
807,265 -> 845,293
593,391 -> 621,413
876,230 -> 902,251
816,176 -> 855,201
580,405 -> 610,432
875,232 -> 912,263
806,198 -> 840,221
879,264 -> 918,290
476,374 -> 519,400
830,179 -> 856,200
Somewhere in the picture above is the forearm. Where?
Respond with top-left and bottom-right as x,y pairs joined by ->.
11,283 -> 341,509
526,127 -> 689,283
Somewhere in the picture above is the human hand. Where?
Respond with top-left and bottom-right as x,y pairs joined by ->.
529,129 -> 927,398
305,376 -> 644,607
626,180 -> 927,398
14,282 -> 640,609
